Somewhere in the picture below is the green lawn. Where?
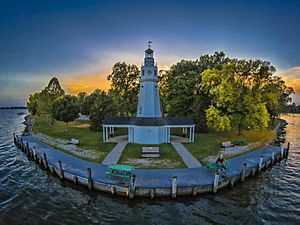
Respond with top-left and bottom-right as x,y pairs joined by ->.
183,128 -> 276,164
118,143 -> 186,169
33,116 -> 116,163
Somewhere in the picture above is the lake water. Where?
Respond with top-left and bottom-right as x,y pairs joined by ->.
0,109 -> 299,225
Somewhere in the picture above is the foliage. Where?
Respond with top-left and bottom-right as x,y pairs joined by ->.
161,52 -> 229,131
52,95 -> 80,131
28,77 -> 65,123
89,89 -> 115,131
27,93 -> 39,115
107,62 -> 140,116
77,92 -> 87,114
201,62 -> 273,134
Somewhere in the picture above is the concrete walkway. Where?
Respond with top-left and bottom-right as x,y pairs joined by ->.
171,142 -> 202,168
102,141 -> 128,165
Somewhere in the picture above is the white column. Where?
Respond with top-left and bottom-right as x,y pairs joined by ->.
192,126 -> 195,142
103,126 -> 105,142
128,127 -> 131,142
189,126 -> 192,142
168,127 -> 171,143
106,127 -> 109,142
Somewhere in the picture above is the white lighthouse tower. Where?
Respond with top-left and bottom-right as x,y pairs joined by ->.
137,41 -> 162,117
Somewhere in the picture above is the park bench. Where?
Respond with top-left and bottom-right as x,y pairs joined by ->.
106,164 -> 134,182
142,147 -> 160,158
221,141 -> 234,149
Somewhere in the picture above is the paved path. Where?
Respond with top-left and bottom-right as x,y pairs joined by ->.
102,141 -> 128,165
171,142 -> 202,168
20,135 -> 282,189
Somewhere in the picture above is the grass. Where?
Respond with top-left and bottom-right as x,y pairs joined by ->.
33,116 -> 116,163
183,127 -> 276,165
118,143 -> 186,169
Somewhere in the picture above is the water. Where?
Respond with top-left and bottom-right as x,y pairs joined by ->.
0,109 -> 299,225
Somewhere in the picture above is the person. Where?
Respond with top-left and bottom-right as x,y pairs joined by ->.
216,154 -> 226,171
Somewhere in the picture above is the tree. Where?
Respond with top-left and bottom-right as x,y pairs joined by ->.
107,62 -> 140,116
201,63 -> 270,134
52,95 -> 80,132
162,52 -> 229,131
36,77 -> 65,124
89,90 -> 115,131
77,92 -> 87,114
27,93 -> 39,115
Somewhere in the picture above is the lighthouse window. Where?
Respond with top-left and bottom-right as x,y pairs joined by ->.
141,85 -> 144,88
154,70 -> 157,75
142,69 -> 145,76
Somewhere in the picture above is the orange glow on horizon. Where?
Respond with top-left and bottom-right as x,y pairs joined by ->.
60,68 -> 112,95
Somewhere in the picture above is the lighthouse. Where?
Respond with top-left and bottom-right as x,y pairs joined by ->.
102,42 -> 195,144
137,42 -> 162,117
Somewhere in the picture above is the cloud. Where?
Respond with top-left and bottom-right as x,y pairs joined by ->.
60,68 -> 112,95
276,66 -> 300,93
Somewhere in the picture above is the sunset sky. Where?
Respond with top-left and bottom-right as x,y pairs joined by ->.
0,0 -> 300,106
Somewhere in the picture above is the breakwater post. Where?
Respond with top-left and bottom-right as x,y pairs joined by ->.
13,133 -> 16,145
281,146 -> 284,159
258,155 -> 263,172
286,142 -> 290,157
241,163 -> 247,182
32,147 -> 36,161
128,175 -> 136,199
171,176 -> 177,198
272,152 -> 275,164
213,172 -> 220,193
87,168 -> 93,190
43,153 -> 48,169
57,160 -> 64,180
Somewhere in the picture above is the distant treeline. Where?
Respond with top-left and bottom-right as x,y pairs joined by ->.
0,106 -> 26,109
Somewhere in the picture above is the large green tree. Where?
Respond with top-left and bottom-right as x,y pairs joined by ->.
77,92 -> 87,114
201,63 -> 271,134
52,95 -> 80,132
36,77 -> 65,123
89,89 -> 115,131
162,52 -> 229,131
107,62 -> 140,116
27,93 -> 39,115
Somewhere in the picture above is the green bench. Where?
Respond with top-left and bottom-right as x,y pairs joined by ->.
106,164 -> 134,182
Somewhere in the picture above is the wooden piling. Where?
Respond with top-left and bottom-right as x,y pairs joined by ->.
13,133 -> 16,145
32,147 -> 37,161
213,173 -> 220,193
72,175 -> 78,184
150,189 -> 155,199
87,168 -> 93,190
26,142 -> 30,155
171,176 -> 177,198
280,146 -> 284,159
111,186 -> 115,195
258,155 -> 263,172
230,178 -> 235,187
251,168 -> 256,176
57,160 -> 64,180
43,153 -> 48,169
49,166 -> 55,174
241,163 -> 247,182
272,152 -> 275,164
286,142 -> 290,157
192,187 -> 197,196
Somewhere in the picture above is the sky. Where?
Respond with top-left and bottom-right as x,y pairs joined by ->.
0,0 -> 300,106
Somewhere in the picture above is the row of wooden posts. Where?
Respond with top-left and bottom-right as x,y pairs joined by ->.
13,133 -> 290,199
212,142 -> 290,193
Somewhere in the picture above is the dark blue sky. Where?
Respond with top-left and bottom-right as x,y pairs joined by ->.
0,0 -> 300,106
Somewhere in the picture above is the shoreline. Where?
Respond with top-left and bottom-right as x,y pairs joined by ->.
13,120 -> 290,199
